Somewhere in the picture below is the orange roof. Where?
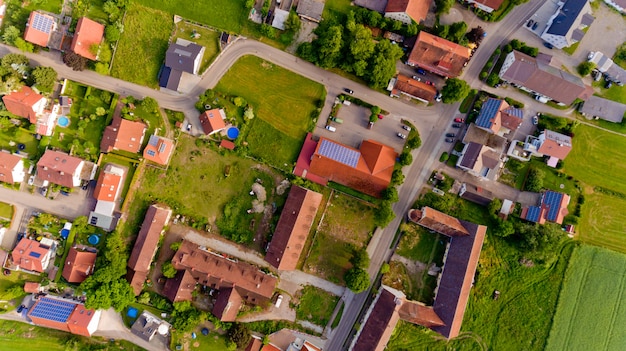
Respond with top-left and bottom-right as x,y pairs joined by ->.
392,75 -> 437,102
0,152 -> 23,184
24,11 -> 54,47
468,0 -> 505,11
385,0 -> 431,23
66,304 -> 99,336
93,164 -> 124,201
62,247 -> 97,283
408,208 -> 470,237
11,238 -> 50,272
100,116 -> 147,153
2,86 -> 45,123
407,31 -> 471,78
23,282 -> 41,293
71,17 -> 104,60
143,135 -> 175,165
212,287 -> 242,322
36,150 -> 84,188
220,139 -> 236,150
538,130 -> 572,160
199,109 -> 227,135
261,345 -> 282,351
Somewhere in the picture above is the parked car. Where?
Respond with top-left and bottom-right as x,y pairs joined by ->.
367,121 -> 374,129
40,187 -> 48,197
526,20 -> 534,28
275,295 -> 283,308
435,92 -> 442,102
329,116 -> 343,124
402,125 -> 411,131
186,123 -> 192,132
605,80 -> 613,89
412,76 -> 421,81
587,51 -> 595,61
343,88 -> 354,94
60,190 -> 70,196
454,117 -> 464,123
425,81 -> 434,86
416,68 -> 426,75
445,133 -> 456,138
325,125 -> 336,132
16,305 -> 25,313
452,123 -> 461,128
397,133 -> 407,139
532,22 -> 538,30
378,114 -> 384,119
445,138 -> 454,143
532,115 -> 539,125
543,42 -> 553,49
27,175 -> 34,186
82,182 -> 89,191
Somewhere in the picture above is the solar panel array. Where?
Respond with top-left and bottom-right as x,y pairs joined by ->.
29,251 -> 41,258
318,139 -> 360,168
475,99 -> 501,128
525,206 -> 541,222
32,13 -> 54,34
148,135 -> 159,146
29,298 -> 75,323
543,191 -> 563,221
158,142 -> 167,153
503,107 -> 523,118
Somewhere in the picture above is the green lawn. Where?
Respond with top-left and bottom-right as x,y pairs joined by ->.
296,285 -> 340,327
546,245 -> 626,351
303,192 -> 376,284
323,0 -> 353,21
215,55 -> 325,169
577,192 -> 626,253
396,224 -> 445,263
135,0 -> 247,33
172,22 -> 221,74
111,3 -> 172,87
0,201 -> 14,220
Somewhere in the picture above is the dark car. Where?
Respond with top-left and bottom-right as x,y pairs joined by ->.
344,88 -> 354,94
16,305 -> 26,313
526,20 -> 534,28
416,68 -> 426,75
82,183 -> 89,191
60,190 -> 70,196
606,80 -> 613,89
532,22 -> 538,30
543,42 -> 553,49
452,123 -> 461,128
445,138 -> 454,143
445,133 -> 456,138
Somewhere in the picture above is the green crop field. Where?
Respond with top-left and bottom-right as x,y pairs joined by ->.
546,245 -> 626,351
577,192 -> 626,253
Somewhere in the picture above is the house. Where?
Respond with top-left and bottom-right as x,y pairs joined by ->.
406,31 -> 471,78
198,108 -> 227,135
296,0 -> 325,22
588,51 -> 626,84
62,246 -> 97,283
499,199 -> 515,220
466,0 -> 506,13
262,329 -> 323,351
384,0 -> 431,25
143,135 -> 174,166
390,74 -> 437,103
540,0 -> 593,49
299,137 -> 398,198
265,186 -> 322,270
272,8 -> 289,30
165,240 -> 278,321
354,0 -> 389,13
11,238 -> 52,273
127,204 -> 172,295
159,39 -> 204,91
499,50 -> 592,105
131,311 -> 170,342
521,190 -> 570,224
457,142 -> 502,180
459,183 -> 495,206
604,0 -> 626,13
36,150 -> 85,188
462,123 -> 508,155
524,129 -> 572,166
23,11 -> 55,47
0,152 -> 25,184
71,17 -> 105,60
163,269 -> 196,302
27,296 -> 100,337
474,98 -> 523,135
89,164 -> 124,231
100,116 -> 147,154
2,85 -> 60,136
579,95 -> 626,124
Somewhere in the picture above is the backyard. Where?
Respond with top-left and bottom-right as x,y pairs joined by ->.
172,21 -> 222,74
214,55 -> 325,170
546,245 -> 626,351
111,3 -> 172,87
303,192 -> 376,284
295,285 -> 340,327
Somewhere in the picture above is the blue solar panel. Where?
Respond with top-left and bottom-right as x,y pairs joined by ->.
525,206 -> 541,222
32,13 -> 54,34
29,252 -> 41,258
148,135 -> 159,146
29,297 -> 75,323
503,107 -> 523,118
475,99 -> 502,129
543,191 -> 563,221
318,139 -> 360,168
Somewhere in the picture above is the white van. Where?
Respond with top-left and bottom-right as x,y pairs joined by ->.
325,125 -> 336,132
275,295 -> 283,308
535,95 -> 549,104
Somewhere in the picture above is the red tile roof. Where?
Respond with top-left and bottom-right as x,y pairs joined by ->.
407,31 -> 471,78
385,0 -> 431,23
220,140 -> 236,150
36,150 -> 84,188
71,17 -> 104,60
245,337 -> 264,351
0,152 -> 23,184
163,269 -> 196,302
24,282 -> 41,293
100,116 -> 147,153
28,296 -> 99,337
2,86 -> 45,123
62,247 -> 97,283
265,186 -> 322,270
212,287 -> 243,322
24,11 -> 54,47
408,208 -> 470,237
143,135 -> 174,165
352,288 -> 402,351
66,304 -> 99,337
199,108 -> 227,135
11,238 -> 51,272
127,204 -> 172,295
468,0 -> 505,11
538,130 -> 572,160
93,164 -> 124,201
392,75 -> 437,102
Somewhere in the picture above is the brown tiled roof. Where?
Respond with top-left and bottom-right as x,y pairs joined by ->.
24,282 -> 41,293
171,240 -> 277,307
392,75 -> 437,102
2,86 -> 44,123
93,164 -> 124,201
265,186 -> 322,270
71,17 -> 104,60
163,269 -> 196,302
468,0 -> 505,11
459,142 -> 483,170
0,152 -> 23,184
12,238 -> 51,272
24,12 -> 54,47
127,204 -> 172,295
143,135 -> 175,165
501,108 -> 524,131
398,300 -> 444,327
538,130 -> 572,160
407,31 -> 470,78
408,207 -> 470,237
36,150 -> 84,188
246,337 -> 264,351
100,116 -> 147,153
199,109 -> 227,135
385,0 -> 431,23
352,288 -> 402,351
66,304 -> 99,337
62,247 -> 97,283
220,140 -> 235,150
212,287 -> 243,322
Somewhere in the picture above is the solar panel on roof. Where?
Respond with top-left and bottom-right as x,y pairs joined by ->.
158,142 -> 167,153
32,13 -> 54,34
29,298 -> 75,323
543,191 -> 563,221
525,206 -> 541,222
148,135 -> 159,146
317,139 -> 360,168
29,251 -> 41,258
475,99 -> 501,128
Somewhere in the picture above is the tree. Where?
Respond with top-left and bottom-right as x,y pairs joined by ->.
525,167 -> 544,192
14,38 -> 34,53
138,292 -> 151,305
350,248 -> 370,269
449,22 -> 468,44
441,78 -> 471,103
380,263 -> 390,274
407,134 -> 421,149
381,187 -> 399,202
105,23 -> 123,43
493,219 -> 515,238
284,11 -> 301,34
366,39 -> 403,88
141,97 -> 159,113
1,53 -> 29,70
170,241 -> 182,251
98,43 -> 112,63
244,106 -> 255,120
344,267 -> 370,293
103,0 -> 121,22
467,26 -> 485,45
228,323 -> 251,349
577,61 -> 595,76
63,52 -> 87,71
345,25 -> 375,76
486,73 -> 500,87
171,302 -> 205,332
162,261 -> 177,278
399,151 -> 413,166
391,169 -> 405,185
31,66 -> 57,93
374,201 -> 395,227
314,25 -> 344,68
488,198 -> 503,219
435,0 -> 455,14
2,26 -> 20,45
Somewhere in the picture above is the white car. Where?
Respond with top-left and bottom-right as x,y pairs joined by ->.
325,125 -> 336,132
587,51 -> 595,61
27,176 -> 35,186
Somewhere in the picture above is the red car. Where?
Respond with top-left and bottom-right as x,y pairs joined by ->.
454,117 -> 465,123
378,114 -> 384,119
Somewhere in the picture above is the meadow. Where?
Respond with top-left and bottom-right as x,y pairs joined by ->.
546,245 -> 626,351
296,285 -> 340,327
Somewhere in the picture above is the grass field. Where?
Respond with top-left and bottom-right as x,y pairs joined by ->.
295,285 -> 340,327
546,245 -> 626,351
0,201 -> 14,220
577,192 -> 626,253
303,192 -> 376,284
323,0 -> 353,21
215,55 -> 325,168
111,3 -> 172,87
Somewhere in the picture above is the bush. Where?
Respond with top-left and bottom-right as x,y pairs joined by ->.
440,152 -> 449,162
161,261 -> 177,278
480,71 -> 488,80
374,201 -> 395,227
486,73 -> 500,87
399,151 -> 412,166
344,267 -> 370,293
525,167 -> 544,192
577,61 -> 595,76
350,248 -> 370,269
228,323 -> 251,349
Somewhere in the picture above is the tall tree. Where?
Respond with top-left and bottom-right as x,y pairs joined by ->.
366,39 -> 403,88
31,66 -> 57,93
315,25 -> 344,68
441,78 -> 471,103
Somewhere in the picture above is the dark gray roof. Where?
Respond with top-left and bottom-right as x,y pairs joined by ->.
579,95 -> 626,123
296,0 -> 325,21
158,66 -> 182,91
581,13 -> 594,26
354,0 -> 389,12
459,142 -> 482,169
165,42 -> 203,74
546,0 -> 590,36
571,29 -> 585,42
